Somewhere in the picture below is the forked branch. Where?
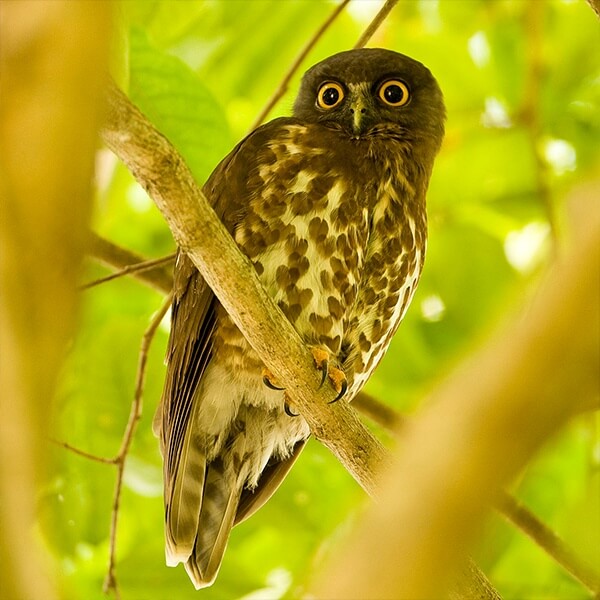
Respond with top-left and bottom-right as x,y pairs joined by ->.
57,296 -> 171,599
102,294 -> 172,597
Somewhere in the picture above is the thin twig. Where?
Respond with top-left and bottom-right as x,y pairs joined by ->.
102,293 -> 172,597
248,0 -> 351,131
353,0 -> 400,49
497,491 -> 600,596
88,232 -> 174,293
353,390 -> 404,429
352,394 -> 600,596
51,439 -> 117,465
81,253 -> 175,290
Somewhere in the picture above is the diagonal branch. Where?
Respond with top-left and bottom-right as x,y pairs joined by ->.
101,81 -> 388,495
496,491 -> 600,595
99,81 -> 501,600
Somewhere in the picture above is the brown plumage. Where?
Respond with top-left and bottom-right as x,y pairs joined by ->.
153,48 -> 445,588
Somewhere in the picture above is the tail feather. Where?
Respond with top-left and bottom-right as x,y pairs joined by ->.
184,459 -> 244,589
165,422 -> 206,567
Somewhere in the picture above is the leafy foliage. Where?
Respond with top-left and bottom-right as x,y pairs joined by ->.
45,1 -> 599,598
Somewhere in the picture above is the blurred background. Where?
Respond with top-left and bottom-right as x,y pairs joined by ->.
34,1 -> 599,598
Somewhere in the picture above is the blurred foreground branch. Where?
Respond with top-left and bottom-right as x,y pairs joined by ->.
317,184 -> 599,599
587,0 -> 600,19
0,2 -> 111,599
355,393 -> 600,595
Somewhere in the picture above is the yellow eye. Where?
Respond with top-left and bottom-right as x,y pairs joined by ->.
316,82 -> 345,109
378,80 -> 410,107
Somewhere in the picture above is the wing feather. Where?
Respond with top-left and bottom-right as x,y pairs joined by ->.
234,439 -> 307,525
155,117 -> 304,570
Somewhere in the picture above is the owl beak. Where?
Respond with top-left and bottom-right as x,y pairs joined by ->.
349,90 -> 369,139
349,97 -> 367,136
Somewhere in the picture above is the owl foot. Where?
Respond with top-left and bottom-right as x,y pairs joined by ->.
284,402 -> 299,417
262,368 -> 284,391
327,367 -> 348,403
311,347 -> 348,403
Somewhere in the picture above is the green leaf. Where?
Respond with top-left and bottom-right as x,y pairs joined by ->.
128,27 -> 233,186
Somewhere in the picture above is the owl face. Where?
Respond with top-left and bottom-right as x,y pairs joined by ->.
294,48 -> 445,150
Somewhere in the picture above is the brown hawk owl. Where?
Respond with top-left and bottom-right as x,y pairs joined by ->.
154,48 -> 445,588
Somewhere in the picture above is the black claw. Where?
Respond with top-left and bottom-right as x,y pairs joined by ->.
263,376 -> 285,391
329,378 -> 348,404
284,403 -> 299,417
318,359 -> 329,388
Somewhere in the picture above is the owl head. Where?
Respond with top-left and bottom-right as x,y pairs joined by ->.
294,48 -> 445,154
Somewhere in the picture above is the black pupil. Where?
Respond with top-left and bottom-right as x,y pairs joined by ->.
384,84 -> 404,104
322,87 -> 340,106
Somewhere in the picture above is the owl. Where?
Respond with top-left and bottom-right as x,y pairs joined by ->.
154,48 -> 445,588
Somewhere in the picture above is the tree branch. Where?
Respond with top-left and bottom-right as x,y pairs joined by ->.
496,491 -> 600,595
352,390 -> 404,430
103,293 -> 172,598
101,81 -> 389,496
56,294 -> 172,599
99,80 -> 501,600
81,250 -> 175,291
586,0 -> 600,19
50,440 -> 117,466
